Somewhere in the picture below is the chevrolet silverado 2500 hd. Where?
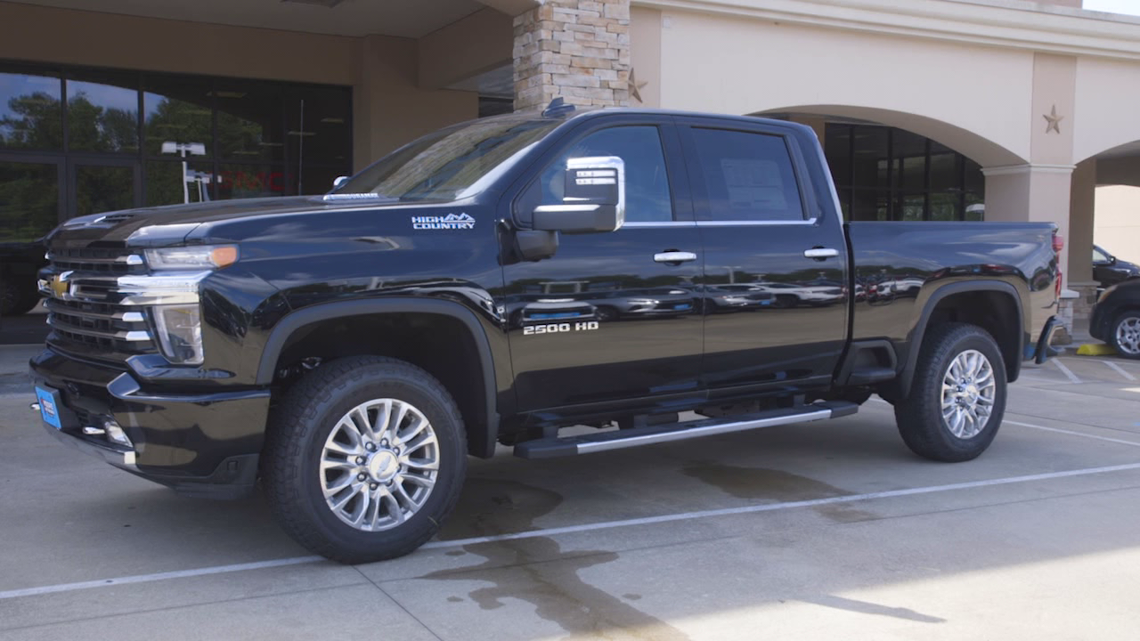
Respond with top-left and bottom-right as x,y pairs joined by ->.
30,103 -> 1061,562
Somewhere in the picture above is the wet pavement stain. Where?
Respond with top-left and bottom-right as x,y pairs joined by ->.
682,462 -> 877,523
427,478 -> 691,641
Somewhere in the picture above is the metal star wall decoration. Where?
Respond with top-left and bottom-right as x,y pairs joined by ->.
1044,104 -> 1064,134
628,68 -> 648,103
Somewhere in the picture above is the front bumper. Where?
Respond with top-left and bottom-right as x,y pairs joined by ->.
29,347 -> 269,499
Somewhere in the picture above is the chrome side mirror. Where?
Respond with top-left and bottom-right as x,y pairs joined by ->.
533,156 -> 625,234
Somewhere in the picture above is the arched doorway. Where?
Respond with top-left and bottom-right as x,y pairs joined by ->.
756,107 -> 1008,223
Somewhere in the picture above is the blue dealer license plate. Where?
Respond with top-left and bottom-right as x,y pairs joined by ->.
35,386 -> 63,430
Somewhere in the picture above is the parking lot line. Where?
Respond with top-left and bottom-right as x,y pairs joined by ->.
1052,358 -> 1083,384
6,461 -> 1140,602
0,556 -> 323,601
1004,419 -> 1140,448
1099,359 -> 1138,382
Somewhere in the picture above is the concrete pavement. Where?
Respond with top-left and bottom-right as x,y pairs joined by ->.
2,353 -> 1140,639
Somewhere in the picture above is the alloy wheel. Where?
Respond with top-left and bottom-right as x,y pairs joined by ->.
319,398 -> 439,532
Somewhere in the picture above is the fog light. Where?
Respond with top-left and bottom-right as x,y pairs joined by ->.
151,304 -> 204,364
103,420 -> 132,447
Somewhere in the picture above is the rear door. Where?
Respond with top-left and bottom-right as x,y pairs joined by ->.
503,116 -> 704,411
676,117 -> 849,394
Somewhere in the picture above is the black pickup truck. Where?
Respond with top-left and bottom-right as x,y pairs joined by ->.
29,104 -> 1061,562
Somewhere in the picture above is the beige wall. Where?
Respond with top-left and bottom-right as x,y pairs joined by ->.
653,8 -> 1035,166
353,36 -> 478,170
0,2 -> 356,85
629,6 -> 662,107
1095,185 -> 1140,263
0,2 -> 481,171
1074,57 -> 1140,162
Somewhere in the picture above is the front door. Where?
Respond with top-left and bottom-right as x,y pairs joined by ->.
67,157 -> 140,219
503,119 -> 703,411
676,117 -> 849,394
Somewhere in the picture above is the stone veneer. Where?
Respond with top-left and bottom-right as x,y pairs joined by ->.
513,0 -> 632,111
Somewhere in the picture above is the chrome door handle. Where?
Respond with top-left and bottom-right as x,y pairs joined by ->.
804,248 -> 839,260
654,251 -> 698,263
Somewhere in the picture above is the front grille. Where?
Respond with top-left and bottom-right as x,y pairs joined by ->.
47,247 -> 147,276
43,246 -> 157,361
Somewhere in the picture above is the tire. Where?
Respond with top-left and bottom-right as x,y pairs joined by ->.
0,280 -> 40,317
262,356 -> 467,563
894,323 -> 1007,462
1109,310 -> 1140,360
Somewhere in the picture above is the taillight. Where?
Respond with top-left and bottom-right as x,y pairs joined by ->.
1053,233 -> 1064,298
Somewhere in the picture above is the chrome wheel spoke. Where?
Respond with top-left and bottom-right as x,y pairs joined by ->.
940,349 -> 997,439
319,398 -> 439,532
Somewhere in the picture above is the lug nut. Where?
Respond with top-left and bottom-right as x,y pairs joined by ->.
370,483 -> 378,490
356,456 -> 365,464
365,443 -> 376,452
357,473 -> 366,481
381,440 -> 389,448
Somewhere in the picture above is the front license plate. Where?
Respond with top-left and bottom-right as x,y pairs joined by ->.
35,386 -> 63,430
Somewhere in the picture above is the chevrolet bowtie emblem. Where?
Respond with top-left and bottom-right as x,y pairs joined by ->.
50,271 -> 73,299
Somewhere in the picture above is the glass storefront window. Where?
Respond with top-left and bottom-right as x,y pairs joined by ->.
216,82 -> 285,162
144,74 -> 213,158
0,67 -> 63,150
827,123 -> 984,221
217,164 -> 293,200
0,161 -> 59,241
66,71 -> 139,153
146,160 -> 217,206
1,60 -> 353,218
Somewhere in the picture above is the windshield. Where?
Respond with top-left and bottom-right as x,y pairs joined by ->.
332,114 -> 562,202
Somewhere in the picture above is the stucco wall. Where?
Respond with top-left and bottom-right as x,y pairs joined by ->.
654,8 -> 1035,166
1095,185 -> 1140,263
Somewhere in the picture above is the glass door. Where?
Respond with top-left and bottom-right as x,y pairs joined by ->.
0,154 -> 65,241
67,157 -> 140,219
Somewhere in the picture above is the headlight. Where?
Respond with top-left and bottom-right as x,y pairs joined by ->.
145,245 -> 238,270
151,304 -> 204,364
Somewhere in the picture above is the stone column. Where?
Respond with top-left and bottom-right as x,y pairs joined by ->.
513,0 -> 631,111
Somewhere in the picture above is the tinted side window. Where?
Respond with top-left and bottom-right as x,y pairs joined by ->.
525,125 -> 674,223
689,127 -> 805,222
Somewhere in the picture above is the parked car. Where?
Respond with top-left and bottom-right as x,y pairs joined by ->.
1093,244 -> 1140,290
30,103 -> 1061,563
0,238 -> 47,316
1090,279 -> 1140,359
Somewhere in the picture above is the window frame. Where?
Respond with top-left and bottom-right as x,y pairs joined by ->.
677,119 -> 819,226
509,115 -> 693,228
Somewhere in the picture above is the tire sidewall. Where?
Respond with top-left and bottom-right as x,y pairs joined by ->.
924,330 -> 1007,457
290,367 -> 466,555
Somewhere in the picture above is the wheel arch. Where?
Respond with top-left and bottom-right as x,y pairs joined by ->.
258,298 -> 500,458
885,281 -> 1024,400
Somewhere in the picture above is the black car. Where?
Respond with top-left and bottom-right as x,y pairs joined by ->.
1093,244 -> 1140,290
1090,279 -> 1140,359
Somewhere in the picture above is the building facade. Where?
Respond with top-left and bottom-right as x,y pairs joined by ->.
3,0 -> 1140,328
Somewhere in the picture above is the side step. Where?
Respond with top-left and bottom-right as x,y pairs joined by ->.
514,400 -> 859,459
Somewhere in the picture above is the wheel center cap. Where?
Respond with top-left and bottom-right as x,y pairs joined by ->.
367,451 -> 399,481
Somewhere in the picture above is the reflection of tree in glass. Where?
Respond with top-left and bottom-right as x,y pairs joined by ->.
0,91 -> 63,149
67,92 -> 138,152
0,162 -> 57,242
145,97 -> 213,205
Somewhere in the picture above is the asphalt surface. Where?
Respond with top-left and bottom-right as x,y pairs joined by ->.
2,347 -> 1140,640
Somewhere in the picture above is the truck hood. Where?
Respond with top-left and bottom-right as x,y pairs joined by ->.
47,196 -> 417,247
